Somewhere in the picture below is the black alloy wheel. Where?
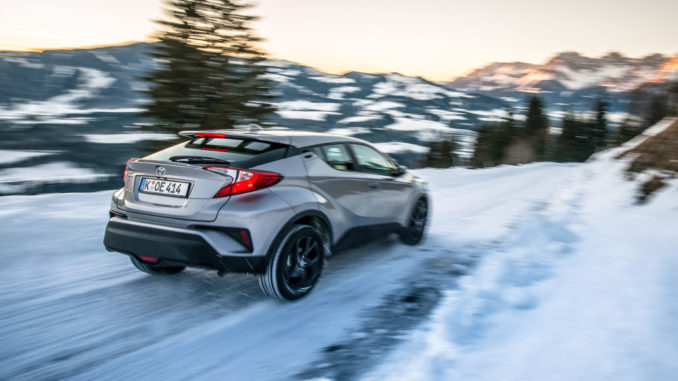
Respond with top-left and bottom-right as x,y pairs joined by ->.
259,225 -> 325,300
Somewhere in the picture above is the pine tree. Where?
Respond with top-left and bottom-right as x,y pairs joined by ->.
524,96 -> 549,160
144,0 -> 275,131
591,98 -> 608,151
644,94 -> 668,128
555,110 -> 577,162
422,133 -> 457,168
470,124 -> 506,168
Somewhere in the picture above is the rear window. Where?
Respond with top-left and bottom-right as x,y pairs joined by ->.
145,137 -> 288,167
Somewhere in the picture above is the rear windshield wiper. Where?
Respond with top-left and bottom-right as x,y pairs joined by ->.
169,156 -> 231,165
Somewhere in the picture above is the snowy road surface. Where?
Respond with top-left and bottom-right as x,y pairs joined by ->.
1,155 -> 675,380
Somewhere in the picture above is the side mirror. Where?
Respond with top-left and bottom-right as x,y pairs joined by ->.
392,165 -> 407,177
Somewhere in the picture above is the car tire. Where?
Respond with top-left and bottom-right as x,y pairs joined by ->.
399,197 -> 428,245
259,224 -> 325,301
130,256 -> 186,275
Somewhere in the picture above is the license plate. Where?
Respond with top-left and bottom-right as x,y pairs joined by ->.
139,177 -> 190,198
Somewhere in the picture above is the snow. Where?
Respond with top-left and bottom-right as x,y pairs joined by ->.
0,162 -> 110,193
275,100 -> 341,112
370,74 -> 473,101
0,161 -> 574,380
327,127 -> 371,136
0,67 -> 118,122
93,52 -> 119,64
358,100 -> 406,112
556,65 -> 632,90
1,120 -> 676,379
81,133 -> 177,144
337,114 -> 383,124
310,75 -> 356,84
1,55 -> 45,69
0,150 -> 57,165
384,118 -> 451,133
327,86 -> 361,100
383,117 -> 477,155
365,120 -> 678,381
274,101 -> 341,121
373,142 -> 429,154
260,73 -> 291,83
276,110 -> 339,121
14,117 -> 93,125
426,109 -> 467,121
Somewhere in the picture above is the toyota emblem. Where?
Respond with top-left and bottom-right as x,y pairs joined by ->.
155,166 -> 167,177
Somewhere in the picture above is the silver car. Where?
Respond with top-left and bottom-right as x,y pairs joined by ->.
104,128 -> 429,300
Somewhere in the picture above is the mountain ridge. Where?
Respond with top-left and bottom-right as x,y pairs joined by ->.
446,50 -> 678,113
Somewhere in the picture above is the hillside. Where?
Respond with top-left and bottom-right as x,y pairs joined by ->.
2,43 -> 676,195
0,43 -> 508,194
365,119 -> 678,381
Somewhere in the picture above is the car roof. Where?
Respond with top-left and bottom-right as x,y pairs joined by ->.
179,127 -> 368,148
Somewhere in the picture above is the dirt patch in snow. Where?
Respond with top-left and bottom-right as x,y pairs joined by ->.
622,118 -> 678,174
620,118 -> 678,201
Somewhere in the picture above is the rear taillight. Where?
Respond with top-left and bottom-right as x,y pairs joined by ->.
123,158 -> 138,183
204,166 -> 281,198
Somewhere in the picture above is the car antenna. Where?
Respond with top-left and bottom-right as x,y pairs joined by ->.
247,124 -> 262,133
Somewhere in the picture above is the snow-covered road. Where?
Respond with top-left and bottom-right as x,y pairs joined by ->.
0,162 -> 578,380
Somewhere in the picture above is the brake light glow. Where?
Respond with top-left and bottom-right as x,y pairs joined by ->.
123,158 -> 138,183
204,166 -> 281,198
201,147 -> 229,152
196,133 -> 227,138
138,255 -> 158,263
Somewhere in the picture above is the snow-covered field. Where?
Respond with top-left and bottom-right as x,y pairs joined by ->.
1,131 -> 676,380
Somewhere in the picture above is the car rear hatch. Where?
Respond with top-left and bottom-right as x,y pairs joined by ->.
118,132 -> 291,222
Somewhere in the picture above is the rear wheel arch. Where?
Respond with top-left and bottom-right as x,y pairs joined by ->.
265,210 -> 333,260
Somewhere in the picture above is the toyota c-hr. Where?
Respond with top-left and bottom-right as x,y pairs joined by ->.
104,128 -> 429,300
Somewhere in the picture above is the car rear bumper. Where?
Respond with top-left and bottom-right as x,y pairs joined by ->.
103,217 -> 268,273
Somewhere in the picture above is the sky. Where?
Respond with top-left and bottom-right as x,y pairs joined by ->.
1,0 -> 677,80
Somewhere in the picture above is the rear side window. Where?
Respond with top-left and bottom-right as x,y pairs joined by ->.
145,137 -> 288,168
318,144 -> 355,171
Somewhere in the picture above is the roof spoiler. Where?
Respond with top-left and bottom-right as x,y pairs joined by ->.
178,127 -> 292,145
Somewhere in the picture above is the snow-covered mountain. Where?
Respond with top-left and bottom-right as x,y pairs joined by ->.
447,51 -> 678,114
2,43 -> 675,195
0,42 -> 508,194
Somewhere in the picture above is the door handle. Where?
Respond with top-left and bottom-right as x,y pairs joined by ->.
368,182 -> 379,189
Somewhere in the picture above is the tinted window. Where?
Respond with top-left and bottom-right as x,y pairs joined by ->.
349,144 -> 396,175
319,144 -> 355,171
145,137 -> 288,167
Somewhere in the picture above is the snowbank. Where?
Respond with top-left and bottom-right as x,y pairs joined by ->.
366,122 -> 678,381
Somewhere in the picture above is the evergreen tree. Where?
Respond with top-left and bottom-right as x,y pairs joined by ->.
555,110 -> 577,162
469,109 -> 520,168
524,96 -> 549,160
644,94 -> 668,128
144,0 -> 275,131
613,94 -> 668,147
422,133 -> 457,168
470,124 -> 506,168
591,98 -> 608,151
